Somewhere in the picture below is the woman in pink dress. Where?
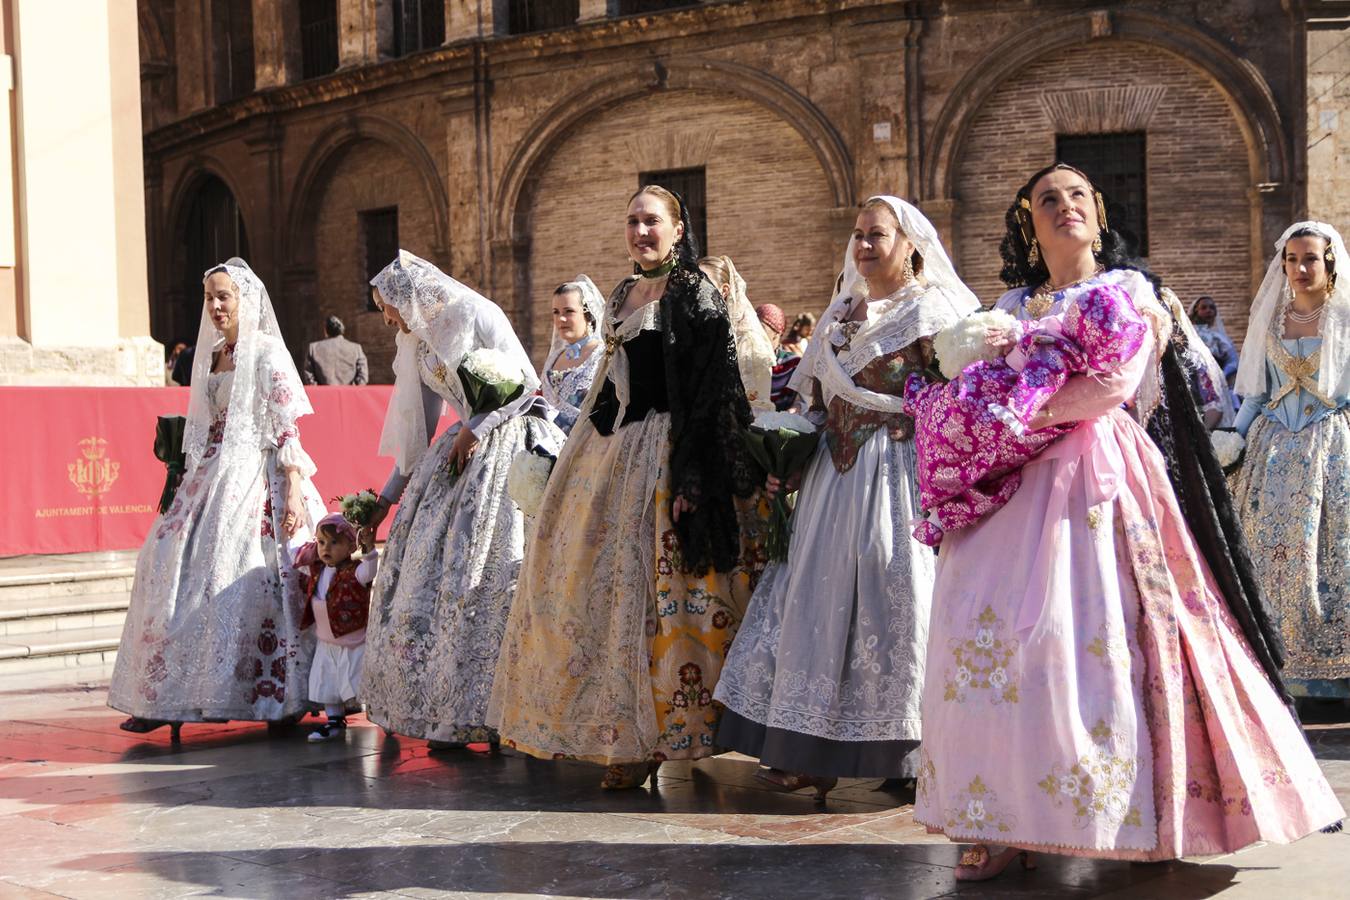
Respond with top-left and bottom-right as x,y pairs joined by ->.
912,163 -> 1343,881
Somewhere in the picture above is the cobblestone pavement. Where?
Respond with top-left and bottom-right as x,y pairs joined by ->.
0,686 -> 1346,899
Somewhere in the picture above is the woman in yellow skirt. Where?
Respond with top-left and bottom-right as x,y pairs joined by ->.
488,185 -> 755,788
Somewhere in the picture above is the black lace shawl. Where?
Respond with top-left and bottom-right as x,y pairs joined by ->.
596,264 -> 754,574
1144,323 -> 1291,703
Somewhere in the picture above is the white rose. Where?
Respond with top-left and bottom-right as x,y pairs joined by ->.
974,627 -> 994,649
752,410 -> 817,434
966,799 -> 987,821
1209,430 -> 1245,469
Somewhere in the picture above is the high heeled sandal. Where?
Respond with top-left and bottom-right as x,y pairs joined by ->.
753,768 -> 838,802
600,760 -> 661,790
953,844 -> 1036,882
119,718 -> 183,742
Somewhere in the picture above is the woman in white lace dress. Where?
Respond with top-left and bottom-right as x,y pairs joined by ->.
359,250 -> 564,749
540,277 -> 604,435
714,197 -> 979,799
109,258 -> 327,738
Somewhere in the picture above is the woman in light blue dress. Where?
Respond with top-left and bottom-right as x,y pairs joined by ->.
1232,221 -> 1350,699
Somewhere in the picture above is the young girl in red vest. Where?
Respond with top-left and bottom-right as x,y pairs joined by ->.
294,512 -> 378,742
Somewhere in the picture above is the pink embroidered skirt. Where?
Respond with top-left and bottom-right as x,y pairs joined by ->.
913,409 -> 1343,858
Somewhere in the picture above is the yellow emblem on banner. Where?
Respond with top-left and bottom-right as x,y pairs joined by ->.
68,437 -> 120,497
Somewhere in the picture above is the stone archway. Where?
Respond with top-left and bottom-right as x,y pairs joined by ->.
496,58 -> 853,358
925,8 -> 1291,322
159,169 -> 251,346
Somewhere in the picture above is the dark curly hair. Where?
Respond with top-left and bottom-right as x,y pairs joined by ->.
998,163 -> 1155,291
630,184 -> 702,271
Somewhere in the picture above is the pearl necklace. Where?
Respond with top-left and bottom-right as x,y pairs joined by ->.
1286,303 -> 1326,324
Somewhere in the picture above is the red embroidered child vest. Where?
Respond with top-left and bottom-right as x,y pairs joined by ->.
299,561 -> 370,638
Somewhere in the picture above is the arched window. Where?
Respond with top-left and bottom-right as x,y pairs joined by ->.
171,175 -> 250,344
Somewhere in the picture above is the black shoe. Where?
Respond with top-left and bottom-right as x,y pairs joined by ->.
307,718 -> 348,743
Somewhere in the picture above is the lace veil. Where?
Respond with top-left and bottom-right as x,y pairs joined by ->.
715,256 -> 776,410
791,195 -> 980,409
541,275 -> 605,376
184,258 -> 311,473
371,249 -> 539,473
1236,220 -> 1350,401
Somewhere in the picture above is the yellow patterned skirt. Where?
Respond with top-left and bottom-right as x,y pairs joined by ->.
488,411 -> 752,765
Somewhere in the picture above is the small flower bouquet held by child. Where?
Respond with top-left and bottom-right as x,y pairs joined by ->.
333,489 -> 380,528
458,347 -> 526,416
741,410 -> 819,561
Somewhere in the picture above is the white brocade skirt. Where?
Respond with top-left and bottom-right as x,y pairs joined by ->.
361,414 -> 564,743
714,428 -> 932,751
108,446 -> 326,722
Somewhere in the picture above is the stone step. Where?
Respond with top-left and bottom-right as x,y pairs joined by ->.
0,624 -> 122,693
0,555 -> 137,604
0,591 -> 130,636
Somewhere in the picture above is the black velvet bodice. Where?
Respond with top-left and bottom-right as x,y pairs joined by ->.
589,329 -> 670,435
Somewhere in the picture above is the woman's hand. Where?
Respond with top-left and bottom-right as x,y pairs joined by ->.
449,427 -> 480,475
984,324 -> 1019,353
358,499 -> 390,549
764,472 -> 802,500
281,472 -> 308,537
672,494 -> 696,523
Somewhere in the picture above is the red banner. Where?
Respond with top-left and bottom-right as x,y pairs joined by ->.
2,386 -> 455,558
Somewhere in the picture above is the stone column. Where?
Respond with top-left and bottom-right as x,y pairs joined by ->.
173,0 -> 210,114
0,0 -> 160,385
338,0 -> 394,68
577,0 -> 615,22
438,83 -> 482,282
253,0 -> 302,88
448,0 -> 509,42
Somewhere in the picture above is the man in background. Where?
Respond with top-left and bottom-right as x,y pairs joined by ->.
305,315 -> 368,386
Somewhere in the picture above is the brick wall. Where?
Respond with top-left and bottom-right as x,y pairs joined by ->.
525,88 -> 839,365
1308,27 -> 1350,243
310,139 -> 440,383
953,39 -> 1256,345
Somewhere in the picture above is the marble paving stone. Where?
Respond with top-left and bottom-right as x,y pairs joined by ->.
0,687 -> 1346,898
246,841 -> 666,898
30,850 -> 365,900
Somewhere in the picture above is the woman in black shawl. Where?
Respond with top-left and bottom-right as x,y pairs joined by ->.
488,186 -> 755,789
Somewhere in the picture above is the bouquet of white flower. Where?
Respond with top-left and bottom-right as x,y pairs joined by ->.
933,309 -> 1020,380
506,450 -> 554,518
741,410 -> 819,560
1210,430 -> 1246,473
458,347 -> 525,417
334,488 -> 380,526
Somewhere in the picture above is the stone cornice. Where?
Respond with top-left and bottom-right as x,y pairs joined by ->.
144,0 -> 908,156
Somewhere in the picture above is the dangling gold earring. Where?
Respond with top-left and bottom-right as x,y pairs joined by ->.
1092,234 -> 1103,254
901,254 -> 915,284
1028,239 -> 1041,267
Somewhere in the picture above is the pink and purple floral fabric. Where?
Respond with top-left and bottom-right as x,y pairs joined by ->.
904,283 -> 1148,545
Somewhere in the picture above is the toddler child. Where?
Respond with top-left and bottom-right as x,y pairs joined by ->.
294,512 -> 378,741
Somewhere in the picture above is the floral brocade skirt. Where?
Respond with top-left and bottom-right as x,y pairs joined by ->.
361,414 -> 564,743
1231,409 -> 1350,686
488,412 -> 753,765
109,448 -> 326,722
